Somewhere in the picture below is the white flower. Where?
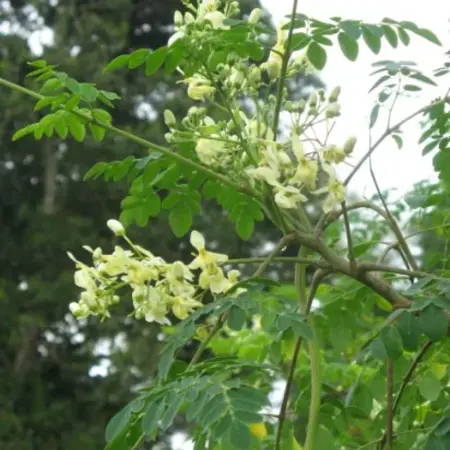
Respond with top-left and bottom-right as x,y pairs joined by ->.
195,138 -> 227,166
69,302 -> 89,318
314,166 -> 346,212
133,285 -> 170,325
274,185 -> 307,209
74,267 -> 97,291
325,103 -> 341,118
166,261 -> 196,297
172,296 -> 203,320
199,265 -> 229,293
245,166 -> 279,187
97,246 -> 131,277
184,76 -> 215,101
124,259 -> 160,285
107,219 -> 125,236
189,230 -> 228,269
204,11 -> 229,29
290,131 -> 318,189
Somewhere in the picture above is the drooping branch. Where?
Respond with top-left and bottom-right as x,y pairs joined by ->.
0,76 -> 258,200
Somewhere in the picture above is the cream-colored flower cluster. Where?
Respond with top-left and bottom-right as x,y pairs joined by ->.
68,220 -> 243,324
164,1 -> 357,214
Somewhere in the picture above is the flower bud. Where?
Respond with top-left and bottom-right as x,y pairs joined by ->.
164,109 -> 176,128
185,12 -> 195,24
249,66 -> 261,84
284,101 -> 294,112
308,92 -> 318,108
69,302 -> 83,317
248,8 -> 262,24
297,98 -> 306,112
93,247 -> 102,260
174,11 -> 183,27
264,59 -> 281,80
325,102 -> 341,118
317,89 -> 325,101
107,219 -> 125,236
203,116 -> 215,126
329,86 -> 341,103
343,136 -> 357,154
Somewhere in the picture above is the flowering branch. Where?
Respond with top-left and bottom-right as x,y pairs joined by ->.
0,77 -> 255,199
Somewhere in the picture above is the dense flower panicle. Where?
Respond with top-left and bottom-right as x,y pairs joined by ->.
163,1 -> 354,215
69,224 -> 241,324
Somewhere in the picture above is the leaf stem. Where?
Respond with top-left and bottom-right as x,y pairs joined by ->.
378,341 -> 433,449
271,0 -> 299,138
226,256 -> 330,269
345,95 -> 450,185
341,201 -> 356,271
0,76 -> 257,199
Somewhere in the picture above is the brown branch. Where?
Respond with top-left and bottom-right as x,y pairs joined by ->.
378,341 -> 433,448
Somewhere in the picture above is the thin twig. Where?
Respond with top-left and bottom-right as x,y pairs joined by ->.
392,341 -> 432,416
368,151 -> 415,276
378,341 -> 433,449
226,256 -> 330,269
345,96 -> 450,185
252,233 -> 297,277
327,200 -> 419,272
271,0 -> 300,138
341,201 -> 356,271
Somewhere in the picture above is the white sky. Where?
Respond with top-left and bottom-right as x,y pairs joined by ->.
262,0 -> 450,200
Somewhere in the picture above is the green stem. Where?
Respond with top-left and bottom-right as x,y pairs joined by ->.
271,0 -> 299,138
0,76 -> 257,200
299,265 -> 322,450
188,315 -> 226,368
304,317 -> 321,450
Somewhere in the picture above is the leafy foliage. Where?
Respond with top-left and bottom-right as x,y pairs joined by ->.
1,1 -> 450,450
